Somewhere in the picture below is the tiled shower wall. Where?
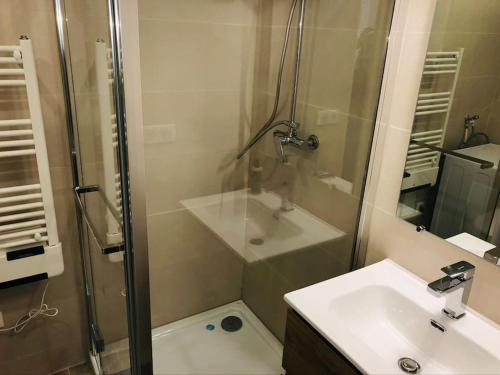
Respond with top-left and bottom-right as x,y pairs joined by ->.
136,0 -> 394,339
137,1 -> 257,327
0,1 -> 87,373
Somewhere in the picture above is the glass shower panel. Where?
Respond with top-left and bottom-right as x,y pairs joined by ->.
133,1 -> 394,372
242,0 -> 395,341
60,0 -> 130,373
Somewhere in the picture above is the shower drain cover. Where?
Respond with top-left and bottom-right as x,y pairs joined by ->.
221,316 -> 243,332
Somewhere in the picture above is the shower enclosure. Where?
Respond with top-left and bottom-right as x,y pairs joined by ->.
55,0 -> 395,373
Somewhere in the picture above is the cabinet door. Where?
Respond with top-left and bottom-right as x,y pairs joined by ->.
283,309 -> 361,375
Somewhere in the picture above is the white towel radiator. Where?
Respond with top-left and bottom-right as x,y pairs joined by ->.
0,36 -> 63,285
403,49 -> 464,190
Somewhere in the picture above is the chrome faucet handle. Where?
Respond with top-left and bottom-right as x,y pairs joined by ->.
441,261 -> 475,280
272,129 -> 319,164
305,134 -> 319,151
273,130 -> 288,163
464,114 -> 479,131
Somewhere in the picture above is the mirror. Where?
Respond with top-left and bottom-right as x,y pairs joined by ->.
397,1 -> 500,265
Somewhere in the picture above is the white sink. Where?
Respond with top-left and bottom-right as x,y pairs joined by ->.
181,189 -> 345,263
284,260 -> 500,374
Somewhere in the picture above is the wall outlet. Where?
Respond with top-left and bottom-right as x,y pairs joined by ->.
0,311 -> 4,328
317,109 -> 338,126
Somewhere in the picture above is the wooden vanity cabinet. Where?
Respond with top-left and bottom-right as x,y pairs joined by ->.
282,309 -> 361,375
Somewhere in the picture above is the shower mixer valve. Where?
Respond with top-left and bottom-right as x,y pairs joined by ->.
273,125 -> 319,163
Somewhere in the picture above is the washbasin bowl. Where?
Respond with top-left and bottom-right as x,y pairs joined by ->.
181,189 -> 345,263
284,259 -> 500,374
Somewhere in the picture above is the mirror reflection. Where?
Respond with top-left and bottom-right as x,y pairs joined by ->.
397,1 -> 500,265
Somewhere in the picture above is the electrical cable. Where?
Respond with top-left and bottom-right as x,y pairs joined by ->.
0,281 -> 58,334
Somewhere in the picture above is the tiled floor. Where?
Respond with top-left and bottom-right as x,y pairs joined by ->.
52,361 -> 93,375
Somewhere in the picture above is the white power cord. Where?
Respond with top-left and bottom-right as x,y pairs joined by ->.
0,281 -> 58,334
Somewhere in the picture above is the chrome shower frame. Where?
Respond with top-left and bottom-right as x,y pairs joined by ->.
53,0 -> 101,367
107,0 -> 153,372
53,0 -> 153,373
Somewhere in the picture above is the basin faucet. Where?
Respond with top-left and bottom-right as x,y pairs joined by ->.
461,114 -> 479,147
427,261 -> 475,319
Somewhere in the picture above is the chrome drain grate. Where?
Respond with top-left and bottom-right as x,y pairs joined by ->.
398,357 -> 421,374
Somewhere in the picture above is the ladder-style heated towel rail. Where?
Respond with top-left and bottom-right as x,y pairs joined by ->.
403,49 -> 464,190
0,36 -> 63,285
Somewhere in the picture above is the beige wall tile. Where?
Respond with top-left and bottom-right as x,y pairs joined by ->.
139,0 -> 260,25
136,0 -> 393,344
0,295 -> 87,375
403,0 -> 437,33
243,237 -> 352,341
373,125 -> 411,213
139,20 -> 257,93
243,0 -> 394,339
310,0 -> 395,31
138,0 -> 258,326
145,149 -> 246,214
148,210 -> 243,327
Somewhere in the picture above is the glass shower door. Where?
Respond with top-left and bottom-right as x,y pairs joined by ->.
123,0 -> 396,373
54,0 -> 152,373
